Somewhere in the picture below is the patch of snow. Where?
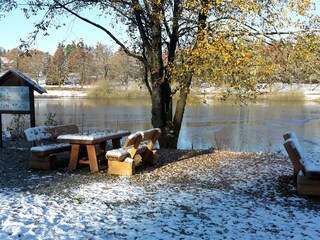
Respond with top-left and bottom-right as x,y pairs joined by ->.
34,89 -> 87,98
288,137 -> 306,159
303,152 -> 320,172
23,126 -> 54,142
57,130 -> 128,141
283,131 -> 297,139
1,151 -> 320,239
285,136 -> 320,173
127,132 -> 142,140
30,143 -> 71,152
106,147 -> 131,158
1,179 -> 320,239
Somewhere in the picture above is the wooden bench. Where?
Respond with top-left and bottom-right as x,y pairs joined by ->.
283,131 -> 305,177
106,128 -> 161,176
283,131 -> 320,196
23,124 -> 79,170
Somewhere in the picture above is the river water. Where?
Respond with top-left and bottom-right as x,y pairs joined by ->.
23,97 -> 320,153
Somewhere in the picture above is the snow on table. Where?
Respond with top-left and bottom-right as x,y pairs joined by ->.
57,130 -> 129,141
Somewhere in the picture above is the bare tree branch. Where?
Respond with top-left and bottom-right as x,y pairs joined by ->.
52,0 -> 145,63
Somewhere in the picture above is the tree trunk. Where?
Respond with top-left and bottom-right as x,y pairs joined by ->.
150,78 -> 178,149
151,84 -> 163,128
156,1 -> 208,149
173,89 -> 188,138
153,77 -> 190,149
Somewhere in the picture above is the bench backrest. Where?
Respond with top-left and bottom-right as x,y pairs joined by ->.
283,131 -> 305,158
123,128 -> 161,158
123,132 -> 143,158
140,127 -> 161,149
283,131 -> 298,141
24,124 -> 79,145
283,137 -> 305,176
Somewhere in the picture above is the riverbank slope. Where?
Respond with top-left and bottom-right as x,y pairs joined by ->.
35,83 -> 320,101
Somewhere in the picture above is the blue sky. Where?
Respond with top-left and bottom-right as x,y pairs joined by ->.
0,8 -> 123,54
0,1 -> 319,55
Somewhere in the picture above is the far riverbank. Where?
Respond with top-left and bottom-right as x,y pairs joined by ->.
35,83 -> 320,101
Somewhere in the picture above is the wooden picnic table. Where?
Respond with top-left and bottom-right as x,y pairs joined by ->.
57,130 -> 131,172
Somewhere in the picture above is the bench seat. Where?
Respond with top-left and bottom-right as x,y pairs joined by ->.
300,152 -> 320,178
106,142 -> 148,161
30,143 -> 72,157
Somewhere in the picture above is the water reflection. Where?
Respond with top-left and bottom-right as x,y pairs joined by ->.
34,98 -> 151,133
31,97 -> 320,152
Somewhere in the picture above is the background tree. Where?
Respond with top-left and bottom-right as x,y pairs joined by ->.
46,44 -> 68,86
65,42 -> 77,59
253,33 -> 320,86
93,43 -> 113,81
5,48 -> 24,70
0,47 -> 6,72
25,50 -> 51,83
67,42 -> 94,86
107,50 -> 143,87
281,34 -> 320,85
0,56 -> 3,73
0,0 -> 318,148
1,48 -> 49,80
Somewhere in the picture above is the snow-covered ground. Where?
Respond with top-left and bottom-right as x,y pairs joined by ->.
34,86 -> 88,98
0,150 -> 319,239
37,89 -> 87,98
2,181 -> 319,240
201,83 -> 320,101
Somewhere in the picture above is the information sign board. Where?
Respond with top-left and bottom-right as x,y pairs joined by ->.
0,86 -> 30,112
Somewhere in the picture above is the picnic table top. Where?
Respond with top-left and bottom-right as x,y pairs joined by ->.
57,130 -> 131,145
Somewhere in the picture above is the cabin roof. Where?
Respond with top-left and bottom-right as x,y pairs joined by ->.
0,69 -> 47,94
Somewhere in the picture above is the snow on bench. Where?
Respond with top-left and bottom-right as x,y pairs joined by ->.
283,131 -> 320,196
302,152 -> 320,175
30,143 -> 73,156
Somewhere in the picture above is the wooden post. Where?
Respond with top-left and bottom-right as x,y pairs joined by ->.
0,113 -> 2,148
29,87 -> 35,127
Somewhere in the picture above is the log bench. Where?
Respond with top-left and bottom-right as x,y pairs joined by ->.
283,131 -> 320,196
23,124 -> 79,170
106,128 -> 161,176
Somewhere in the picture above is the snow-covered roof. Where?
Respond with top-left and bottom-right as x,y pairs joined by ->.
0,68 -> 47,94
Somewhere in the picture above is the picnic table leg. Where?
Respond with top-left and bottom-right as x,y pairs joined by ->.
112,138 -> 121,149
97,141 -> 107,163
99,141 -> 107,152
86,144 -> 99,172
69,144 -> 81,170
